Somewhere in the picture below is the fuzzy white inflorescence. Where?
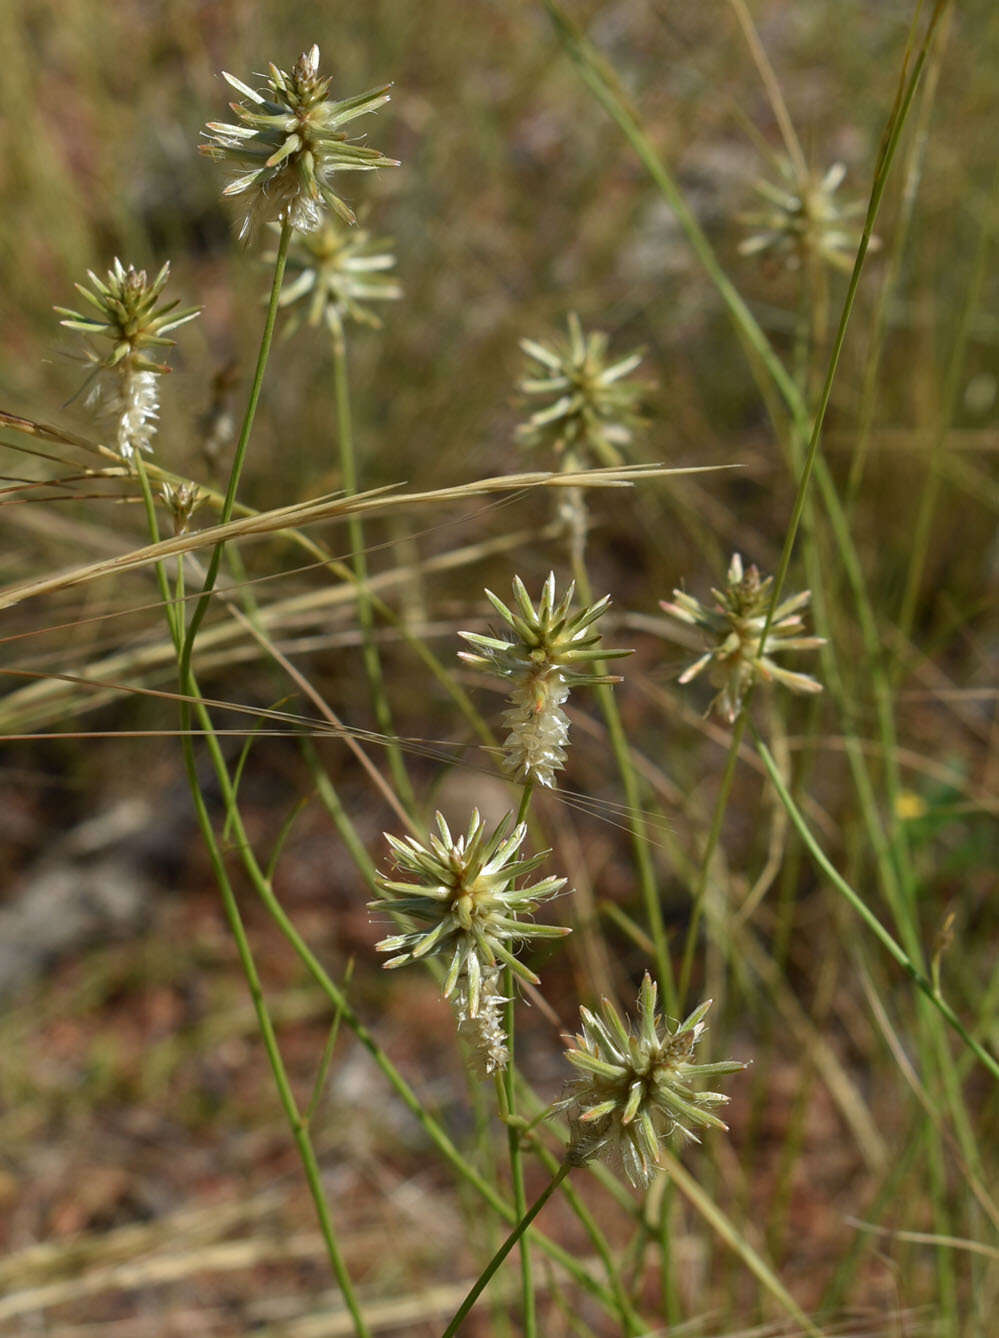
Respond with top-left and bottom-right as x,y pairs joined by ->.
90,367 -> 160,460
499,671 -> 571,790
452,963 -> 510,1076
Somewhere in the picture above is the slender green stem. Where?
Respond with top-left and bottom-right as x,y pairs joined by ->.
332,339 -> 415,812
754,728 -> 999,1082
505,777 -> 537,1336
677,712 -> 747,1005
442,1163 -> 572,1338
178,217 -> 292,688
533,1140 -> 643,1336
571,555 -> 675,1012
178,731 -> 372,1338
500,964 -> 533,1337
131,451 -> 180,649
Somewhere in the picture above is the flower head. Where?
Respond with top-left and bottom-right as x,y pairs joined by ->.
272,217 -> 401,348
517,313 -> 649,467
563,975 -> 744,1188
200,44 -> 398,240
459,573 -> 631,788
160,479 -> 205,535
56,259 -> 199,460
661,553 -> 824,723
738,159 -> 869,274
371,809 -> 569,1010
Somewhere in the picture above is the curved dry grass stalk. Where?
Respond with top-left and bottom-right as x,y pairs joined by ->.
0,451 -> 725,611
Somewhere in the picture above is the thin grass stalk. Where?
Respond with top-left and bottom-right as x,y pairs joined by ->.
331,339 -> 414,812
131,387 -> 369,1330
532,1140 -> 643,1336
177,728 -> 371,1338
677,712 -> 747,1006
441,1163 -> 572,1338
178,218 -> 292,685
571,553 -> 675,1012
504,777 -> 536,1336
754,729 -> 999,1082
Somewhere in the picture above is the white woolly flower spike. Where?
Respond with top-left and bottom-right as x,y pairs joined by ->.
563,974 -> 745,1188
56,258 -> 200,461
370,810 -> 569,1032
199,45 -> 398,241
453,963 -> 510,1077
661,553 -> 825,723
459,573 -> 631,788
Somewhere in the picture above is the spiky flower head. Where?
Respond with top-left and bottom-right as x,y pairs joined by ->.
459,573 -> 631,789
563,975 -> 744,1188
199,44 -> 398,241
660,553 -> 825,723
56,259 -> 200,460
371,810 -> 569,1012
517,313 -> 649,467
738,159 -> 869,274
271,218 -> 401,349
159,480 -> 205,535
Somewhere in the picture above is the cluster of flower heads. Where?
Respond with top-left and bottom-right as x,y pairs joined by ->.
371,811 -> 568,1075
739,158 -> 868,274
199,44 -> 398,240
661,552 -> 824,722
517,313 -> 649,468
459,573 -> 630,789
271,217 -> 401,349
57,259 -> 200,462
562,974 -> 744,1187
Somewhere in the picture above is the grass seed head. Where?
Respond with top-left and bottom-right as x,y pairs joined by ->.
517,312 -> 649,467
563,975 -> 745,1188
370,809 -> 569,1011
199,45 -> 399,242
738,158 -> 871,274
661,552 -> 825,723
271,217 -> 401,350
459,572 -> 632,788
56,258 -> 199,461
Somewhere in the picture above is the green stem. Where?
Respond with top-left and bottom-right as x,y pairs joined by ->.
677,711 -> 747,1006
441,1163 -> 572,1338
753,728 -> 999,1082
571,555 -> 675,1012
178,730 -> 372,1338
505,777 -> 536,1336
332,338 -> 414,813
178,217 -> 292,689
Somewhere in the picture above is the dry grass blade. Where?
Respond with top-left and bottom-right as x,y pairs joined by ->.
0,461 -> 725,611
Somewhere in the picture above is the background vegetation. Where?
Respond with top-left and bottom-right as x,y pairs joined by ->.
0,1 -> 995,1335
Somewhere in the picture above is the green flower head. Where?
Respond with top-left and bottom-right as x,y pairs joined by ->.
459,573 -> 631,788
371,810 -> 569,1008
661,553 -> 824,723
564,975 -> 745,1188
200,44 -> 398,241
56,258 -> 199,461
517,313 -> 649,467
272,217 -> 401,348
739,159 -> 870,274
